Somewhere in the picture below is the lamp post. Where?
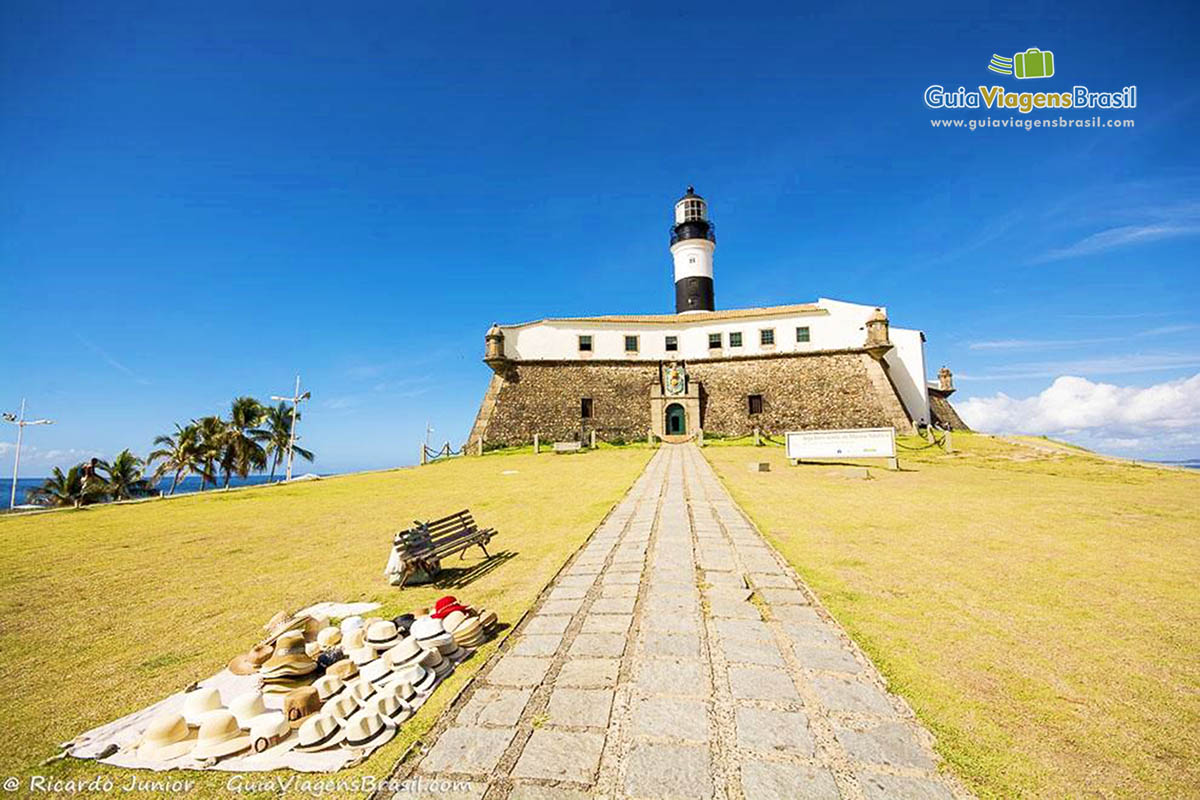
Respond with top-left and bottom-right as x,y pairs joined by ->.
270,376 -> 311,482
3,399 -> 55,510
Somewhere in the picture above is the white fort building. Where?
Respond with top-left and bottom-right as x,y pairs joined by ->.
469,188 -> 965,447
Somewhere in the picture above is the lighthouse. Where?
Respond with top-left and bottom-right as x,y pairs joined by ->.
670,186 -> 716,313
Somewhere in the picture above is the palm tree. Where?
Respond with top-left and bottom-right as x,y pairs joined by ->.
100,449 -> 151,501
148,422 -> 202,495
28,465 -> 106,508
254,401 -> 314,482
194,415 -> 227,492
221,397 -> 267,488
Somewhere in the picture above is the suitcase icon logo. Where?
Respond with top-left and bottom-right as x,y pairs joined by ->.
987,48 -> 1055,79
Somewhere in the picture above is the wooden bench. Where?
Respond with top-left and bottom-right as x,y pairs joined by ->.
385,509 -> 497,587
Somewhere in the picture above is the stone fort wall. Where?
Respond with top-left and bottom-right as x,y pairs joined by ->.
472,350 -> 913,447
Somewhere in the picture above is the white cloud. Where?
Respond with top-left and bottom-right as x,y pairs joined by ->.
958,373 -> 1200,458
1036,223 -> 1200,262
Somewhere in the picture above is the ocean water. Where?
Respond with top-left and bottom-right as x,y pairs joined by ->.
1,474 -> 292,511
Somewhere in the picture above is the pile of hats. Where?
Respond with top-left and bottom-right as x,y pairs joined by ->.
429,596 -> 498,649
136,687 -> 295,763
131,600 -> 499,764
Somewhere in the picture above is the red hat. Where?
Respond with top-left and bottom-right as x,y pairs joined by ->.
434,596 -> 458,611
431,603 -> 468,620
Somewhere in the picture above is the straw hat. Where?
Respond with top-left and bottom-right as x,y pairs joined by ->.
346,677 -> 377,704
452,617 -> 486,648
228,644 -> 274,676
136,713 -> 197,761
478,609 -> 498,631
325,691 -> 360,724
182,687 -> 224,727
191,711 -> 251,760
313,674 -> 345,703
249,711 -> 290,754
383,637 -> 422,669
366,689 -> 413,724
379,678 -> 417,705
366,620 -> 400,651
349,645 -> 377,667
343,627 -> 368,651
339,616 -> 365,636
360,658 -> 392,685
317,627 -> 342,649
261,613 -> 309,646
417,648 -> 443,670
440,610 -> 467,632
293,712 -> 345,753
392,663 -> 436,694
341,711 -> 396,750
302,615 -> 328,641
262,631 -> 315,673
410,616 -> 443,642
425,633 -> 455,654
282,687 -> 321,729
228,691 -> 269,729
326,659 -> 359,682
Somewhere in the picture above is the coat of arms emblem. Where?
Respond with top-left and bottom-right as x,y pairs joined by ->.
665,363 -> 686,396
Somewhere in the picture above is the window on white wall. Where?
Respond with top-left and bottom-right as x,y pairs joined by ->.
624,335 -> 639,352
665,336 -> 678,352
578,335 -> 592,352
708,333 -> 722,349
760,329 -> 775,346
796,326 -> 810,343
729,332 -> 743,347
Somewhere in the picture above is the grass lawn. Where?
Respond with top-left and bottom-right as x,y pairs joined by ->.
0,447 -> 651,797
704,434 -> 1200,799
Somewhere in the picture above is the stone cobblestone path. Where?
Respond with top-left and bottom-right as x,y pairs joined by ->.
394,445 -> 967,799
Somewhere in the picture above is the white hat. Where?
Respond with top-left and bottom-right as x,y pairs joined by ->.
384,637 -> 423,669
325,691 -> 360,724
410,615 -> 443,641
339,616 -> 365,635
349,645 -> 377,666
136,713 -> 197,761
366,620 -> 400,651
368,686 -> 414,723
392,663 -> 436,694
182,687 -> 224,727
341,710 -> 396,750
313,674 -> 345,703
228,691 -> 269,730
249,711 -> 290,754
346,677 -> 377,704
360,658 -> 392,685
191,711 -> 251,760
317,626 -> 342,649
293,712 -> 345,752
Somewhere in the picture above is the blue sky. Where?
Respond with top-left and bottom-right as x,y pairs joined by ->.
2,1 -> 1198,474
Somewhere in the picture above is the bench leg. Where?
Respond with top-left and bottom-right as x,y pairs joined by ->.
478,541 -> 491,559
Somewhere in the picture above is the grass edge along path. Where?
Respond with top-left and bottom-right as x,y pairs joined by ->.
702,435 -> 1200,799
0,447 -> 653,799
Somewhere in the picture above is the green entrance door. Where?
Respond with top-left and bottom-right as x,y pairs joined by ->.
665,403 -> 686,435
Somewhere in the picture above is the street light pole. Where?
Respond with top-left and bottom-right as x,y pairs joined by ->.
3,399 -> 55,510
270,375 -> 311,483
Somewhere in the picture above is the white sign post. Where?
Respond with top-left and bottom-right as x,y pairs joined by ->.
785,427 -> 898,470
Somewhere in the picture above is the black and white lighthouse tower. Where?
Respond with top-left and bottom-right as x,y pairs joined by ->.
670,186 -> 716,313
